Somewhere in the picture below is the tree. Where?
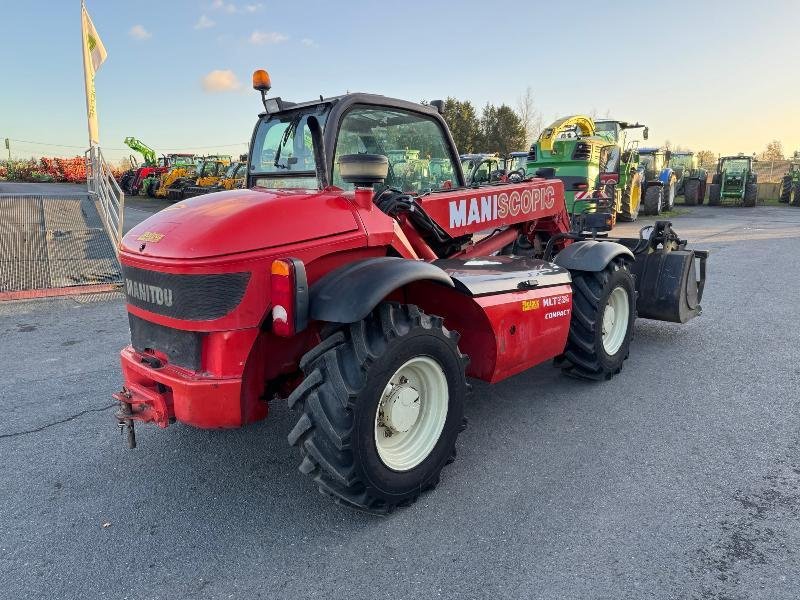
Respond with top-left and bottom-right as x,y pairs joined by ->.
440,97 -> 480,154
515,86 -> 543,148
478,103 -> 527,155
696,150 -> 717,170
759,140 -> 784,161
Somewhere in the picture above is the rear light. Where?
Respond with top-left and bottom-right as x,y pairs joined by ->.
574,182 -> 589,190
270,258 -> 309,337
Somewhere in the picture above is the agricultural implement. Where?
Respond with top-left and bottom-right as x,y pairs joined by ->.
779,151 -> 800,206
165,155 -> 231,201
119,137 -> 157,195
114,71 -> 708,512
141,154 -> 196,197
668,151 -> 707,206
527,116 -> 647,223
637,148 -> 677,215
184,160 -> 247,198
708,154 -> 758,207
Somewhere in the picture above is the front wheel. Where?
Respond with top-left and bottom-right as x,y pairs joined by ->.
684,179 -> 700,206
790,183 -> 800,207
708,183 -> 721,206
642,185 -> 664,215
743,182 -> 757,207
556,259 -> 636,380
287,303 -> 468,513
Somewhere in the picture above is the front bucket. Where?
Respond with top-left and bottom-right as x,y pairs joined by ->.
631,249 -> 707,323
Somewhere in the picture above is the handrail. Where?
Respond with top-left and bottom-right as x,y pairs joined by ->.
85,145 -> 125,258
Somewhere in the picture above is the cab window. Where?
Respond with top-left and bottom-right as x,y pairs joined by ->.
332,106 -> 458,194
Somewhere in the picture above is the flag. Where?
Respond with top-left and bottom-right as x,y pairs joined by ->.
81,3 -> 107,145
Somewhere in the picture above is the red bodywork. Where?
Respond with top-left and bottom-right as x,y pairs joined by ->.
116,177 -> 574,429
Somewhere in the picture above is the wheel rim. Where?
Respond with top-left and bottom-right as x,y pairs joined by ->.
602,286 -> 630,355
374,356 -> 449,472
631,178 -> 641,214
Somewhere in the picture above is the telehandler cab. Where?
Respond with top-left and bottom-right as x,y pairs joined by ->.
114,70 -> 708,512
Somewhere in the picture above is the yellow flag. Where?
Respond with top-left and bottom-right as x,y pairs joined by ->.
81,3 -> 107,145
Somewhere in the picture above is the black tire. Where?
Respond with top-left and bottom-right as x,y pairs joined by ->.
791,183 -> 800,207
684,179 -> 700,206
743,182 -> 757,207
779,176 -> 792,203
712,173 -> 721,185
556,259 -> 635,380
618,171 -> 642,222
698,181 -> 707,205
642,185 -> 663,215
708,183 -> 721,206
287,303 -> 468,513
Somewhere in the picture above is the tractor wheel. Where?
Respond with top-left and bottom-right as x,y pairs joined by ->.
743,182 -> 758,207
642,186 -> 663,215
698,181 -> 707,205
790,183 -> 800,207
712,173 -> 721,185
708,184 -> 721,206
684,179 -> 700,206
617,171 -> 642,222
779,176 -> 792,203
556,258 -> 635,380
287,303 -> 468,513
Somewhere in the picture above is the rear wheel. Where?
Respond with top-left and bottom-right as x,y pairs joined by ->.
779,176 -> 792,203
642,185 -> 663,215
791,183 -> 800,207
708,183 -> 721,206
617,171 -> 642,222
743,182 -> 758,207
287,303 -> 468,513
684,179 -> 700,206
556,259 -> 635,380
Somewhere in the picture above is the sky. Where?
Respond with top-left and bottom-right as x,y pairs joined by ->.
1,0 -> 799,162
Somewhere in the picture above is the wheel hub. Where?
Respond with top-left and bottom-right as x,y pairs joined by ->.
381,383 -> 421,433
602,304 -> 616,335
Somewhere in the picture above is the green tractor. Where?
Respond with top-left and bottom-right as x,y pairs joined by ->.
779,151 -> 800,205
526,116 -> 648,223
668,151 -> 708,206
708,154 -> 758,207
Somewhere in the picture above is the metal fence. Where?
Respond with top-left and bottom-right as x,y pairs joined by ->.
753,159 -> 796,184
85,146 -> 124,257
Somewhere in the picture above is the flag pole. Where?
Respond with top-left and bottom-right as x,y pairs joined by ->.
80,0 -> 93,150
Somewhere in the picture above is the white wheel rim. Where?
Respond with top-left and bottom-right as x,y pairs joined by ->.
602,287 -> 630,355
374,356 -> 448,472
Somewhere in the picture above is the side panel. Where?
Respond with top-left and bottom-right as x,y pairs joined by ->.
407,282 -> 573,383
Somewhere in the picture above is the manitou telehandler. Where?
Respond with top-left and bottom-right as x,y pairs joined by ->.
114,70 -> 708,513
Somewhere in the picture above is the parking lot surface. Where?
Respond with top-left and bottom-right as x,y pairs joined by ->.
1,202 -> 799,599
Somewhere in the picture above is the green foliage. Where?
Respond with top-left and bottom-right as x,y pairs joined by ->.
440,97 -> 526,155
477,103 -> 527,155
440,97 -> 480,153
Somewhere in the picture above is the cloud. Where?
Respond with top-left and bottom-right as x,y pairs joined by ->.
195,15 -> 215,29
249,30 -> 288,45
300,38 -> 317,47
201,70 -> 241,92
129,25 -> 152,40
212,0 -> 262,13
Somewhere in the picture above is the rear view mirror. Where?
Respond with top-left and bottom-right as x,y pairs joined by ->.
643,127 -> 649,140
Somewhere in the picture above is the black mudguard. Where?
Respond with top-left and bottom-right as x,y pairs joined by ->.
553,240 -> 634,272
309,257 -> 453,324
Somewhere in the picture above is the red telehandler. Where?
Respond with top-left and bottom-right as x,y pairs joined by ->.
115,70 -> 707,512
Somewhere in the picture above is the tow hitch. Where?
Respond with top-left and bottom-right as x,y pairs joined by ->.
114,387 -> 137,449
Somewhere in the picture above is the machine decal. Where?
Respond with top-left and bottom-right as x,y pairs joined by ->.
544,308 -> 571,320
542,294 -> 570,307
136,231 -> 165,243
521,299 -> 540,311
448,185 -> 557,228
125,279 -> 174,307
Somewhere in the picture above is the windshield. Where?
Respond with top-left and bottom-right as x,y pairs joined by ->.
508,156 -> 526,171
249,104 -> 328,189
332,105 -> 458,193
722,159 -> 749,173
594,121 -> 619,142
670,154 -> 694,169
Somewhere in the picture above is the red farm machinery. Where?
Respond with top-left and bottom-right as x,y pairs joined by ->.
114,70 -> 708,512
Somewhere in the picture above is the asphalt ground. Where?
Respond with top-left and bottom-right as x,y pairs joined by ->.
1,192 -> 799,599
